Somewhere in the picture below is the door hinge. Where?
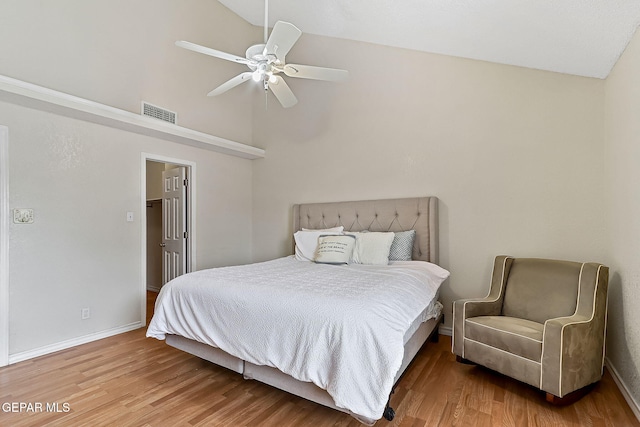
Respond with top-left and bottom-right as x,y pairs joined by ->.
183,178 -> 188,187
184,231 -> 188,239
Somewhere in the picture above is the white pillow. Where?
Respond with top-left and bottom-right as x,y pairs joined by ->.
294,227 -> 344,261
349,231 -> 395,265
314,234 -> 356,265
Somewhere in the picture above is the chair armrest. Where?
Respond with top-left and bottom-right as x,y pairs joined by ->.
452,297 -> 504,357
454,297 -> 502,319
540,263 -> 608,397
452,256 -> 514,356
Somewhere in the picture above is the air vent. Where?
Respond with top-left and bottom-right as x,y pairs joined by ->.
141,102 -> 177,124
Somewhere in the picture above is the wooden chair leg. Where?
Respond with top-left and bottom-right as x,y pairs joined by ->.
546,383 -> 596,405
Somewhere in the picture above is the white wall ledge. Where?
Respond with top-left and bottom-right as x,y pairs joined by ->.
0,74 -> 265,160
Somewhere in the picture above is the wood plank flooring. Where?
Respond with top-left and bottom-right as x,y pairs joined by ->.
0,292 -> 637,426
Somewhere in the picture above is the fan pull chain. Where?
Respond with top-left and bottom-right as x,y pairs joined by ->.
265,88 -> 269,110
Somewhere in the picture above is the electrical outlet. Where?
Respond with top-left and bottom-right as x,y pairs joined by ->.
81,308 -> 90,320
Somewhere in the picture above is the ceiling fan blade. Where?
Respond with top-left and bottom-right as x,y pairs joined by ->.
283,64 -> 349,82
264,21 -> 302,63
175,41 -> 251,65
269,76 -> 298,108
207,72 -> 254,97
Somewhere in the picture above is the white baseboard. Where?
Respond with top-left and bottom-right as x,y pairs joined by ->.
439,325 -> 452,336
146,286 -> 161,292
8,321 -> 143,365
605,357 -> 640,422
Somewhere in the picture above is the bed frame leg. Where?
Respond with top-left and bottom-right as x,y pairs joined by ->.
383,387 -> 396,421
429,313 -> 444,343
383,405 -> 395,421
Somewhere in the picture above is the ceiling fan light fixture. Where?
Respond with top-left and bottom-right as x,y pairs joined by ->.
174,0 -> 348,108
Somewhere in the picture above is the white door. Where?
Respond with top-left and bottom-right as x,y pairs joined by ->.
162,167 -> 187,285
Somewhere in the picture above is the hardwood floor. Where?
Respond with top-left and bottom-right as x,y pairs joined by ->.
0,298 -> 638,426
147,290 -> 158,325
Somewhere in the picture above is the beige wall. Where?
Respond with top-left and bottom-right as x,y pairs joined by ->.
2,0 -> 636,411
145,161 -> 166,201
252,35 -> 606,332
0,0 -> 260,143
0,1 -> 259,356
3,101 -> 253,354
604,28 -> 640,409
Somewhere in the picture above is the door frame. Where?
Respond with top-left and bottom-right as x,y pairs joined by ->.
141,153 -> 196,325
0,126 -> 9,367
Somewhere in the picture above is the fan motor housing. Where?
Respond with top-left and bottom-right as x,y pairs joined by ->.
246,44 -> 267,62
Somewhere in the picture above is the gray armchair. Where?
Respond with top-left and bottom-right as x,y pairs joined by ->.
452,256 -> 609,402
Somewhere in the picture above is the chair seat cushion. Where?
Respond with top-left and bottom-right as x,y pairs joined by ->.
465,316 -> 543,362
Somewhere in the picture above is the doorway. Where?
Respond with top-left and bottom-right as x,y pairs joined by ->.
141,154 -> 196,325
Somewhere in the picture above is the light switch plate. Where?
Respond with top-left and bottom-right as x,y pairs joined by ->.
13,208 -> 34,224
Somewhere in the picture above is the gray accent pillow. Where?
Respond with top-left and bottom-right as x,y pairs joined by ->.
389,230 -> 416,261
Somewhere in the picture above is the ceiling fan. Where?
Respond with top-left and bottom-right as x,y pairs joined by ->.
175,1 -> 348,108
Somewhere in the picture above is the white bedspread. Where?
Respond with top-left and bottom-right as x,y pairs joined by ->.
146,257 -> 449,421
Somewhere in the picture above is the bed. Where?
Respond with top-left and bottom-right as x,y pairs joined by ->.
146,197 -> 448,424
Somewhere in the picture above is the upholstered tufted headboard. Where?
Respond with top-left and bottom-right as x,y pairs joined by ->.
293,197 -> 439,264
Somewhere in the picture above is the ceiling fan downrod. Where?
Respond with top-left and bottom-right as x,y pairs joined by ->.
264,0 -> 269,44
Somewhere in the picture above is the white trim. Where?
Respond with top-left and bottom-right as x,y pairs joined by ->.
558,264 -> 602,395
556,263 -> 585,394
463,337 -> 542,366
602,277 -> 609,375
0,74 -> 264,160
0,126 -> 8,367
439,325 -> 452,336
8,322 -> 142,365
540,319 -> 548,389
540,263 -> 585,394
605,357 -> 640,422
141,153 -> 197,326
452,303 -> 456,353
453,307 -> 458,354
466,318 -> 543,342
456,256 -> 511,357
541,264 -> 605,396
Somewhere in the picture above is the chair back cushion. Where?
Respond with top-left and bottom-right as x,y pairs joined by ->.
502,258 -> 582,324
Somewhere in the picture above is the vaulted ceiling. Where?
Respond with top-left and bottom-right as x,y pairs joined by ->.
218,0 -> 640,79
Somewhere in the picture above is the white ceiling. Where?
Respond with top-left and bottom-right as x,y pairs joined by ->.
218,0 -> 640,79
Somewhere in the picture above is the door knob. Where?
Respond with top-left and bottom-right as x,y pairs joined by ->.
159,243 -> 166,247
